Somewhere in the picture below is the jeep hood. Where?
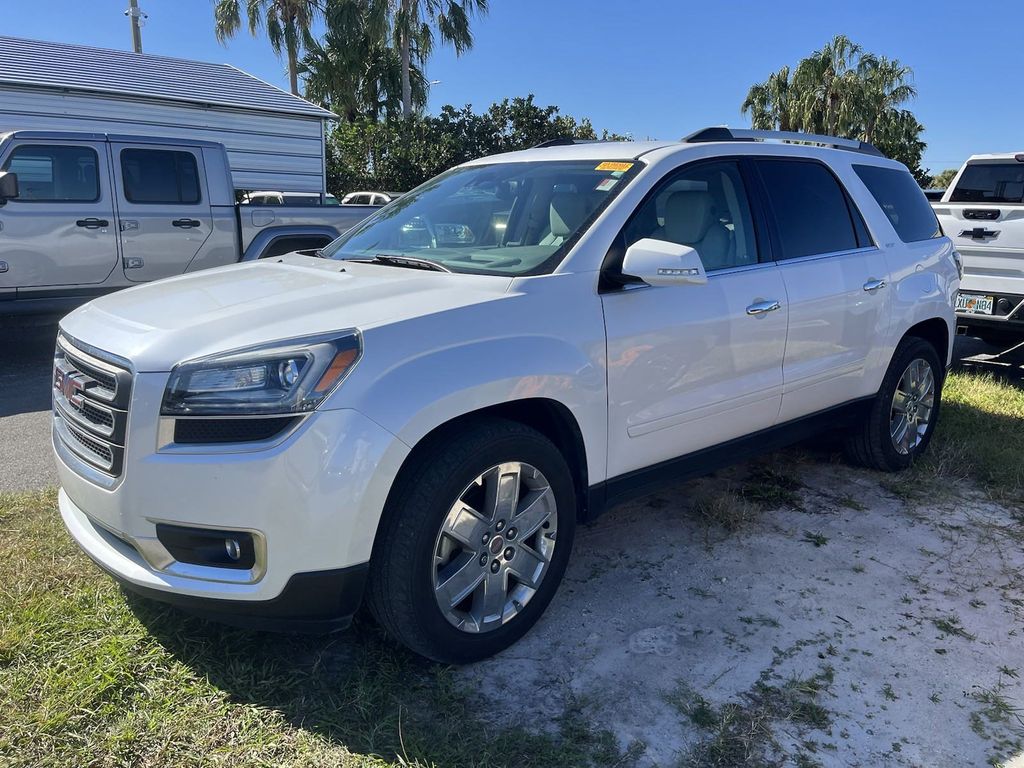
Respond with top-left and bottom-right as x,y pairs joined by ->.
60,256 -> 514,371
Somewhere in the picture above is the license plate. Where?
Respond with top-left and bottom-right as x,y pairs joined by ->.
956,293 -> 995,315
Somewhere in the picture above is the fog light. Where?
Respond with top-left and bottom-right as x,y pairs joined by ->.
155,524 -> 256,570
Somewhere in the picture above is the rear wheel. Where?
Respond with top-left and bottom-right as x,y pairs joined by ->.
366,419 -> 575,663
845,337 -> 943,472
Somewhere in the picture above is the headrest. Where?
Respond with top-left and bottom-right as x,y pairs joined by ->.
663,190 -> 716,244
549,193 -> 586,238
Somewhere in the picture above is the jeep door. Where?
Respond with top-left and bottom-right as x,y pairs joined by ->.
602,158 -> 788,478
0,139 -> 117,288
112,143 -> 213,282
752,158 -> 890,421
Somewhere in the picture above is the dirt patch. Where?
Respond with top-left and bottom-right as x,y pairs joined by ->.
459,452 -> 1024,766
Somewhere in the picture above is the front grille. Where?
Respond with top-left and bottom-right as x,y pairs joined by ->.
53,335 -> 132,478
173,417 -> 298,444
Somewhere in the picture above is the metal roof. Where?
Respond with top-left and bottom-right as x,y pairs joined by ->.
0,35 -> 335,120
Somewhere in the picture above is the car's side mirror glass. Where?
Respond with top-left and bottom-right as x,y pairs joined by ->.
0,171 -> 19,204
621,237 -> 708,286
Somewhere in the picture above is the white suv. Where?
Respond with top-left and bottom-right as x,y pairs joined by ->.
54,128 -> 959,663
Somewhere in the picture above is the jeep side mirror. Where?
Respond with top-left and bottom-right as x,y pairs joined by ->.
0,172 -> 19,204
621,237 -> 707,286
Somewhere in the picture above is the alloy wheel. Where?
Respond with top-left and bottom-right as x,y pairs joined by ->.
432,461 -> 558,633
890,358 -> 935,455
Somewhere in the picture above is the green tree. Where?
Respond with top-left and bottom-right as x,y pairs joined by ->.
213,0 -> 320,95
741,36 -> 927,181
394,0 -> 489,119
326,94 -> 615,194
930,168 -> 958,190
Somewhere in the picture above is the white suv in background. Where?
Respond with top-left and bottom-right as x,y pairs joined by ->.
932,153 -> 1024,343
54,128 -> 958,663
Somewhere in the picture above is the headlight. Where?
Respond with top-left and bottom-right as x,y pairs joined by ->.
161,332 -> 361,416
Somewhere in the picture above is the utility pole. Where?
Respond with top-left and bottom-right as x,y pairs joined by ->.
125,0 -> 146,53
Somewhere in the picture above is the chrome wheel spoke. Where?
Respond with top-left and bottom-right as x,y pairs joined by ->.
478,572 -> 508,623
508,543 -> 546,589
511,486 -> 554,539
435,555 -> 485,610
485,464 -> 521,522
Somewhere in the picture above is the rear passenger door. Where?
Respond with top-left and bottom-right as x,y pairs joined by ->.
753,158 -> 890,421
112,143 -> 213,282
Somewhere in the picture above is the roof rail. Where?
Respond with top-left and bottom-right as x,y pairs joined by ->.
532,137 -> 602,149
682,127 -> 884,157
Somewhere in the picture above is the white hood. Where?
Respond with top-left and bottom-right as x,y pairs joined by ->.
60,255 -> 514,371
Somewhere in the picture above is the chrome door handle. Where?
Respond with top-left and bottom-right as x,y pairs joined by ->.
746,300 -> 781,315
863,278 -> 887,292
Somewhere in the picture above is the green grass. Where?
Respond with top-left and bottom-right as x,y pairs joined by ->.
929,371 -> 1024,502
0,490 -> 632,768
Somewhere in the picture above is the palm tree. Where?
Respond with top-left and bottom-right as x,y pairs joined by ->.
214,0 -> 321,96
393,0 -> 488,119
792,34 -> 863,135
741,66 -> 795,131
859,56 -> 917,144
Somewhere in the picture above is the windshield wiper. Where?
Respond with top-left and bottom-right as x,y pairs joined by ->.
360,254 -> 452,273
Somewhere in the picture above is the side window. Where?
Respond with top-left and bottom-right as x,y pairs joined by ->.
756,159 -> 859,259
624,160 -> 759,271
2,144 -> 99,202
120,149 -> 201,204
853,164 -> 941,242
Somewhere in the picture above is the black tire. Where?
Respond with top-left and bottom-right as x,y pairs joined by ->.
845,337 -> 944,472
366,418 -> 576,664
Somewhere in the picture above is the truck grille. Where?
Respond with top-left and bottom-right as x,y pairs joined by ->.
53,335 -> 133,478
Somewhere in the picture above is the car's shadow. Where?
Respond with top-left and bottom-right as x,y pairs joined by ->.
126,594 -> 459,764
0,316 -> 60,417
953,334 -> 1024,385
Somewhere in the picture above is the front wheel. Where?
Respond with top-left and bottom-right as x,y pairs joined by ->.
366,419 -> 576,663
845,337 -> 944,472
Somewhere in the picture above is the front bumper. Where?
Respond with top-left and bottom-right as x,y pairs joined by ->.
63,489 -> 368,631
56,389 -> 410,623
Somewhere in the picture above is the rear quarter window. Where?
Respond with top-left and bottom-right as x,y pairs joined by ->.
853,165 -> 941,243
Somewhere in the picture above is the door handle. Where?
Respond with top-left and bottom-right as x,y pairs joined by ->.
746,300 -> 781,316
76,218 -> 109,229
172,218 -> 201,229
863,278 -> 887,292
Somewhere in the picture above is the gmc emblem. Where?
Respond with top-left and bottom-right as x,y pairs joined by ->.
54,369 -> 85,408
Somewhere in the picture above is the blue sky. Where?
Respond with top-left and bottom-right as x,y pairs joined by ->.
5,0 -> 1022,172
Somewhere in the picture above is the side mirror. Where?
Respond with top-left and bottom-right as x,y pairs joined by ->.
0,171 -> 18,204
621,237 -> 707,286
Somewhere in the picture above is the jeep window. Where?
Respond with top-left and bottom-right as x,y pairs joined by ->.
2,144 -> 99,202
756,158 -> 860,259
120,149 -> 201,205
854,164 -> 941,242
623,160 -> 759,271
322,160 -> 642,275
949,163 -> 1024,204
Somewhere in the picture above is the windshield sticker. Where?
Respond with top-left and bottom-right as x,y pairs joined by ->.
595,178 -> 619,192
595,161 -> 633,172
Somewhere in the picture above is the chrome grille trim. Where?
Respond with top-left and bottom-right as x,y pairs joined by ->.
53,334 -> 132,479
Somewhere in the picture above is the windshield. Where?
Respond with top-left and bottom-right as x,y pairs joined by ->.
321,159 -> 641,275
950,163 -> 1024,204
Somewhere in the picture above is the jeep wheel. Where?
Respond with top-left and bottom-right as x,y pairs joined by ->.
366,419 -> 576,663
845,337 -> 943,472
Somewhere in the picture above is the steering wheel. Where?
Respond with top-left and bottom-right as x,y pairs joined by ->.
409,214 -> 437,249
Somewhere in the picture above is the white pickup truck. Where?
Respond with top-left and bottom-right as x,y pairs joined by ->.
0,130 -> 376,315
932,153 -> 1024,342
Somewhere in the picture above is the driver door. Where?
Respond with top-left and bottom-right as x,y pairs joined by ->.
602,159 -> 789,478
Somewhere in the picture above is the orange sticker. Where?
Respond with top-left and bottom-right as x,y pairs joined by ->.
595,161 -> 634,172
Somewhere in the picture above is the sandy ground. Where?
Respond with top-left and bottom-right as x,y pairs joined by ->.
461,452 -> 1024,767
